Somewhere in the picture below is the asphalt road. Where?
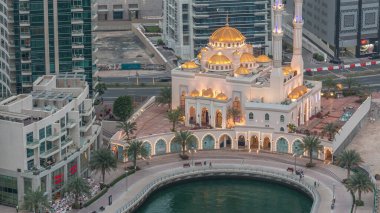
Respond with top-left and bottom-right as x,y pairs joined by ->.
102,87 -> 162,102
101,74 -> 171,84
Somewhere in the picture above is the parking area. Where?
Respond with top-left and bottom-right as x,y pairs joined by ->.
93,31 -> 156,65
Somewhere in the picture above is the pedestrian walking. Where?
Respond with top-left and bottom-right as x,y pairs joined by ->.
317,181 -> 320,187
209,162 -> 212,168
204,161 -> 206,166
314,181 -> 316,187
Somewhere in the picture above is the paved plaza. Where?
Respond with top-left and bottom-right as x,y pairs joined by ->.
75,151 -> 374,213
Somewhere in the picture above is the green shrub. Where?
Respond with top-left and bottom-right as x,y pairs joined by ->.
180,154 -> 189,160
109,170 -> 136,187
355,200 -> 364,206
313,53 -> 325,62
306,162 -> 316,168
83,188 -> 108,207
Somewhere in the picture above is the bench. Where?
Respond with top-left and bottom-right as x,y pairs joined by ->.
195,162 -> 202,166
287,167 -> 294,173
183,163 -> 190,168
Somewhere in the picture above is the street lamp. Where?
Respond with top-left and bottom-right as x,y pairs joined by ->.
293,147 -> 299,172
191,146 -> 195,166
125,171 -> 128,191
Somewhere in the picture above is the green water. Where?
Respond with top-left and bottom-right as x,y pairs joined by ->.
136,178 -> 313,213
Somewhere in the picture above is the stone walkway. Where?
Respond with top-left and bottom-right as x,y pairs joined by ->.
75,151 -> 374,213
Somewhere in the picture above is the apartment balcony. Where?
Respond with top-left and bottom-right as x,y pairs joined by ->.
19,8 -> 30,14
21,46 -> 31,51
67,119 -> 77,128
193,14 -> 209,18
22,82 -> 33,87
71,5 -> 83,12
72,30 -> 84,36
9,53 -> 16,60
71,19 -> 83,25
40,146 -> 60,158
20,20 -> 30,27
72,54 -> 84,61
80,116 -> 96,133
21,70 -> 32,76
20,32 -> 31,39
73,67 -> 85,73
72,43 -> 84,49
26,139 -> 40,149
21,58 -> 31,63
61,138 -> 73,149
80,106 -> 93,117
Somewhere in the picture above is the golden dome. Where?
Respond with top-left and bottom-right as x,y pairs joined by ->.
288,85 -> 308,100
210,25 -> 246,43
235,65 -> 250,75
240,53 -> 256,63
201,47 -> 208,52
208,52 -> 231,65
181,61 -> 199,69
202,88 -> 213,98
190,89 -> 200,97
256,55 -> 272,63
282,66 -> 293,75
197,52 -> 202,60
215,92 -> 228,100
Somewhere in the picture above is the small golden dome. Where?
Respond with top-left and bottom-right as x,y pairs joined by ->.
288,85 -> 308,100
208,52 -> 231,65
240,53 -> 256,63
235,65 -> 250,75
181,61 -> 199,69
202,88 -> 213,98
197,53 -> 202,60
256,55 -> 272,63
201,47 -> 208,52
282,66 -> 293,75
190,89 -> 200,97
209,25 -> 246,43
215,92 -> 228,101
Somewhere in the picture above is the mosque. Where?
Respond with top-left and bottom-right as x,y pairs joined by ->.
171,0 -> 322,143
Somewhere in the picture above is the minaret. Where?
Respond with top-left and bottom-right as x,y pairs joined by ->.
270,0 -> 285,103
291,0 -> 304,82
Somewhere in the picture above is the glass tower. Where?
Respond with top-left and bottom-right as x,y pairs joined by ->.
9,0 -> 93,94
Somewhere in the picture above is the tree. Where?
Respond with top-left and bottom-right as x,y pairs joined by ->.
167,107 -> 184,131
322,122 -> 340,140
227,106 -> 241,125
336,150 -> 364,179
343,77 -> 358,93
117,121 -> 137,141
23,188 -> 49,213
300,135 -> 323,166
157,39 -> 164,46
346,172 -> 373,205
323,77 -> 336,92
156,87 -> 172,109
113,96 -> 133,121
95,83 -> 107,97
89,149 -> 117,183
126,140 -> 149,170
172,130 -> 197,156
65,176 -> 90,208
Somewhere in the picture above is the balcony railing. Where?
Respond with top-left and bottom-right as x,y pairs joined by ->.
26,139 -> 40,148
40,146 -> 59,158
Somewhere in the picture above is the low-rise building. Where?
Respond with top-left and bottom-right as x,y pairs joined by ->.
0,74 -> 101,206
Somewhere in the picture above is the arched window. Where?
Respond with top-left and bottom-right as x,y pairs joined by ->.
265,113 -> 269,121
249,112 -> 254,120
280,127 -> 284,132
280,115 -> 285,123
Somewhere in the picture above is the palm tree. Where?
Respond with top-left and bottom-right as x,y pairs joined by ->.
126,140 -> 149,170
322,122 -> 339,140
336,149 -> 364,179
90,149 -> 117,183
172,130 -> 197,156
117,121 -> 137,141
156,87 -> 172,109
346,172 -> 374,205
167,107 -> 183,131
95,83 -> 107,97
227,106 -> 241,125
65,176 -> 90,208
300,135 -> 323,166
23,188 -> 49,213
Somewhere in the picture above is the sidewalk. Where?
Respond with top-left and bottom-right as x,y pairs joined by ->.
76,151 -> 371,213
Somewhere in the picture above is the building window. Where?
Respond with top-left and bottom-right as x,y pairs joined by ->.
46,125 -> 52,137
113,11 -> 123,20
265,113 -> 270,121
26,149 -> 34,158
280,115 -> 285,123
364,12 -> 375,25
40,142 -> 46,154
27,159 -> 34,170
26,132 -> 33,145
39,128 -> 45,140
249,112 -> 254,120
280,127 -> 284,132
60,117 -> 65,128
343,15 -> 354,28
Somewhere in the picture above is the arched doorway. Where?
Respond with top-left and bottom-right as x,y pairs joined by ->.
201,107 -> 209,126
215,110 -> 222,128
233,97 -> 241,123
250,135 -> 259,150
180,91 -> 186,109
238,135 -> 245,148
219,134 -> 232,148
188,137 -> 198,150
189,106 -> 196,125
155,139 -> 167,155
143,142 -> 151,156
170,139 -> 181,153
202,135 -> 215,150
292,140 -> 303,155
263,137 -> 271,151
276,138 -> 288,153
325,149 -> 332,162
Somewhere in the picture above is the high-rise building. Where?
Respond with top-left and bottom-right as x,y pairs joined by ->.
163,0 -> 272,60
0,0 -> 94,98
0,74 -> 101,205
0,1 -> 13,99
286,0 -> 379,59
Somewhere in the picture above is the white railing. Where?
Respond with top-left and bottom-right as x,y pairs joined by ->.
127,96 -> 156,124
116,165 -> 320,213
